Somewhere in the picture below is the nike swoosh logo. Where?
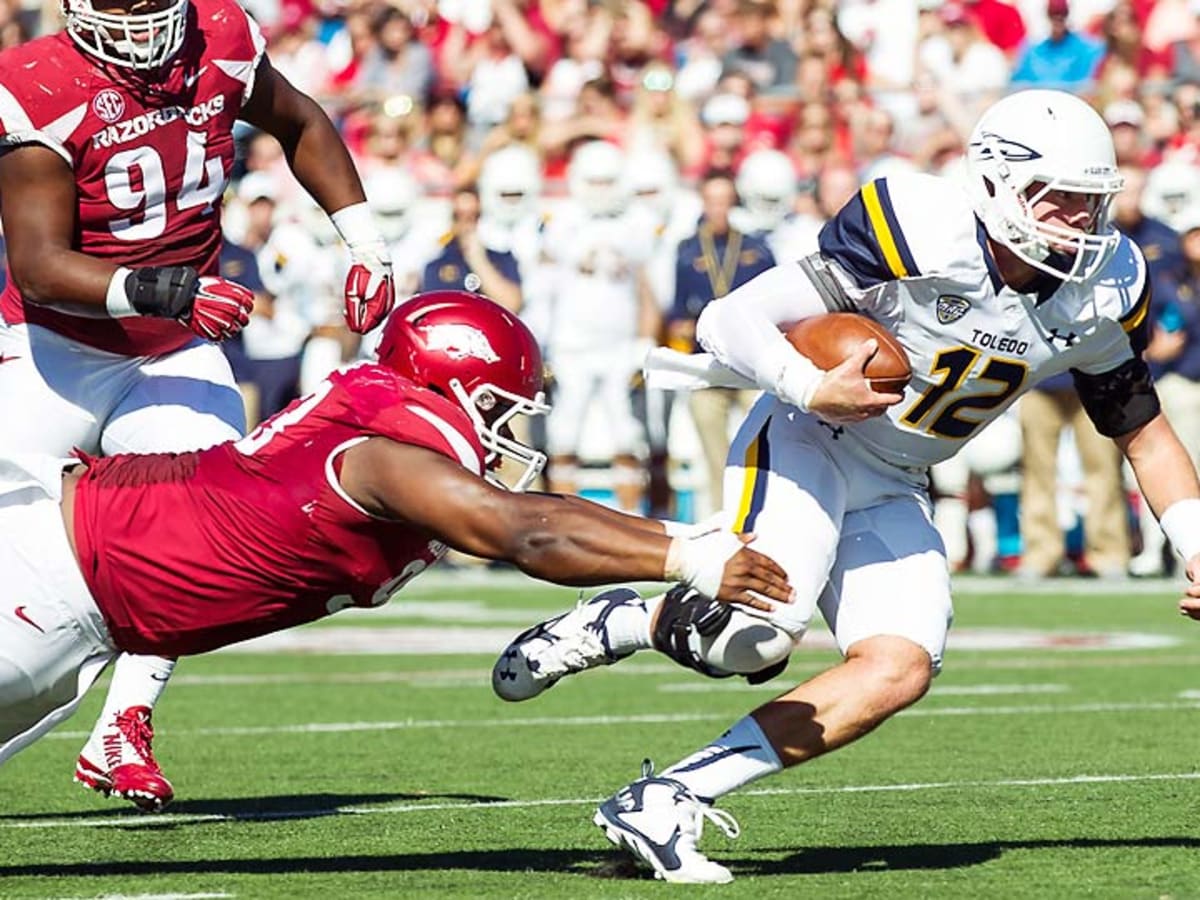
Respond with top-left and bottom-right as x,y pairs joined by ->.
14,605 -> 45,634
150,673 -> 171,681
0,354 -> 20,364
183,65 -> 207,89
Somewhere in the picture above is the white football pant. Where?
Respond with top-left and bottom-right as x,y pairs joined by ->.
0,455 -> 116,764
0,321 -> 245,456
723,396 -> 953,671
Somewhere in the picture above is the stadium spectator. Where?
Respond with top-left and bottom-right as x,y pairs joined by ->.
540,75 -> 629,173
961,0 -> 1028,57
695,92 -> 752,175
452,21 -> 530,144
918,2 -> 1010,116
0,293 -> 793,776
1010,0 -> 1104,88
852,107 -> 918,183
721,0 -> 797,92
1094,1 -> 1173,82
667,171 -> 774,513
357,7 -> 436,108
674,8 -> 728,101
412,90 -> 476,195
628,63 -> 706,172
1105,100 -> 1160,167
421,187 -> 522,314
356,101 -> 423,178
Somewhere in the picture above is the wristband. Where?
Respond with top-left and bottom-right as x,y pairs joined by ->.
777,354 -> 825,413
1159,498 -> 1200,562
105,267 -> 136,318
330,201 -> 384,250
123,266 -> 200,319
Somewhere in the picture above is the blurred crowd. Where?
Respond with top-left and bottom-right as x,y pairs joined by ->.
11,0 -> 1200,577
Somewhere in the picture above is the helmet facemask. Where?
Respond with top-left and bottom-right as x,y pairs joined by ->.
63,0 -> 188,70
448,378 -> 549,492
975,132 -> 1122,283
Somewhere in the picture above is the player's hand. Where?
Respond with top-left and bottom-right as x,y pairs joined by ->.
807,340 -> 905,424
344,242 -> 395,334
716,532 -> 795,612
1178,555 -> 1200,618
185,276 -> 254,341
667,529 -> 793,611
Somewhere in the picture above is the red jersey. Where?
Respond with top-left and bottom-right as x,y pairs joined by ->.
72,363 -> 486,656
0,0 -> 265,357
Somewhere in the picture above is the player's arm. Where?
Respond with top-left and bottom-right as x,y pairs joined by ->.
241,58 -> 393,334
240,59 -> 366,221
695,261 -> 896,420
0,145 -> 252,338
339,437 -> 793,609
0,145 -> 112,307
1114,414 -> 1200,607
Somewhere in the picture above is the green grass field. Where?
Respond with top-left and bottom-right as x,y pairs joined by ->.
3,571 -> 1200,899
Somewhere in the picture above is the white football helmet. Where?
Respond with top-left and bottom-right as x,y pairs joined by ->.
966,90 -> 1124,283
479,145 -> 543,227
1141,160 -> 1200,233
364,168 -> 420,243
567,141 -> 628,217
736,149 -> 799,232
62,0 -> 189,70
626,150 -> 679,225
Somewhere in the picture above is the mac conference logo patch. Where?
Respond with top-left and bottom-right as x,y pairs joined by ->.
937,295 -> 971,324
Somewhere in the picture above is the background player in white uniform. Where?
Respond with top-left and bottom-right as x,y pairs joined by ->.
0,0 -> 395,810
734,148 -> 823,263
493,90 -> 1200,882
540,141 -> 659,513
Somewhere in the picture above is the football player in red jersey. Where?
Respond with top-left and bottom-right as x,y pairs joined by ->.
0,291 -> 793,785
0,0 -> 394,810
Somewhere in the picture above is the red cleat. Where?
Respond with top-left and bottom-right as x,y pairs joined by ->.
74,706 -> 174,812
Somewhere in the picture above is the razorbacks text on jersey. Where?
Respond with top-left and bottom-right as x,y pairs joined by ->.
0,0 -> 265,356
796,172 -> 1154,470
71,363 -> 486,657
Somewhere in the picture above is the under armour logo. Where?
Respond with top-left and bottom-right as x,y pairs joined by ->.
818,421 -> 845,440
1047,328 -> 1078,346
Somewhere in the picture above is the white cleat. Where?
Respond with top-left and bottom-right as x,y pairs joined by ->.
593,760 -> 740,884
492,588 -> 644,702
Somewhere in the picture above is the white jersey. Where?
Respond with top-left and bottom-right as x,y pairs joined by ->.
541,203 -> 654,353
799,173 -> 1150,470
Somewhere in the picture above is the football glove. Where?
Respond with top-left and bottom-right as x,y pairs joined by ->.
343,241 -> 395,334
185,276 -> 255,341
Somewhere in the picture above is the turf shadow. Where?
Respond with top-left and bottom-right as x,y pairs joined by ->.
4,838 -> 1200,880
0,791 -> 507,825
735,836 -> 1200,875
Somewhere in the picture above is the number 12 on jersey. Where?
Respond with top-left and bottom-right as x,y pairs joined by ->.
901,346 -> 1028,439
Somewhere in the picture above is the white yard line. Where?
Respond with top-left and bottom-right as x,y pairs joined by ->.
39,698 -> 1200,743
660,682 -> 1070,694
6,771 -> 1200,831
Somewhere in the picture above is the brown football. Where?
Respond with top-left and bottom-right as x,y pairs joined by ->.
786,313 -> 912,395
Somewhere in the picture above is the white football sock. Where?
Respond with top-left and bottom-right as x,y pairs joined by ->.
661,714 -> 783,802
98,653 -> 176,717
603,591 -> 660,653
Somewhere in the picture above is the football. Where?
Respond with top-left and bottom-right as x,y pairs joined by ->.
787,313 -> 912,395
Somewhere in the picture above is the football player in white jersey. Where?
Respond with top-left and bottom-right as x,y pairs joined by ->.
735,148 -> 823,263
540,141 -> 659,513
492,90 -> 1200,883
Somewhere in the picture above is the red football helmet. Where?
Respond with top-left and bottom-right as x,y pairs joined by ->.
378,291 -> 549,491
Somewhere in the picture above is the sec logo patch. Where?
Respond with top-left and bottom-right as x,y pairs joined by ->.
92,89 -> 125,124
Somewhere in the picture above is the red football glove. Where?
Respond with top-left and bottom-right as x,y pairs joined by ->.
343,242 -> 395,334
185,276 -> 255,341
